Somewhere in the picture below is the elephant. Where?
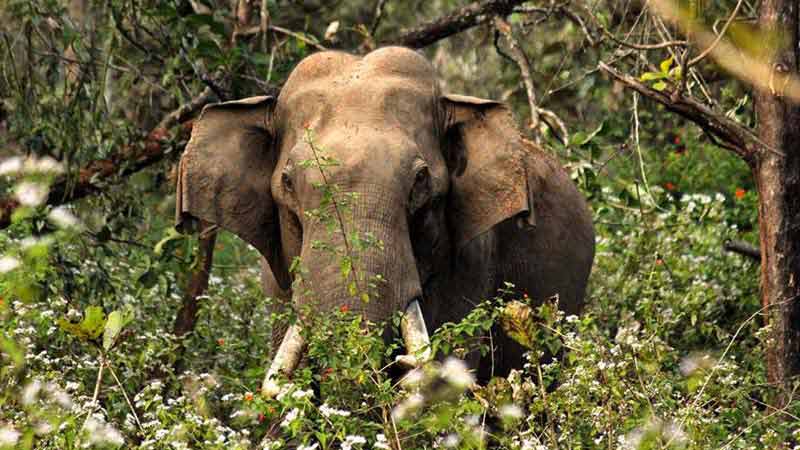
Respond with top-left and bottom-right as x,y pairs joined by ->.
175,46 -> 594,392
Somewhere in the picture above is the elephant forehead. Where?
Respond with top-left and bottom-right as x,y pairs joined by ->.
282,51 -> 359,90
282,47 -> 438,96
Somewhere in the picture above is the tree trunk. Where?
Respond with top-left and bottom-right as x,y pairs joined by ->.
753,0 -> 800,407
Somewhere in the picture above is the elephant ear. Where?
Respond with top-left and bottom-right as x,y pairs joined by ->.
176,95 -> 288,285
441,94 -> 535,249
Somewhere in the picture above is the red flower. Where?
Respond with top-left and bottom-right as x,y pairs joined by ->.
148,127 -> 169,141
655,258 -> 664,266
735,188 -> 746,200
258,413 -> 266,423
244,392 -> 254,402
321,367 -> 334,380
664,182 -> 676,191
673,136 -> 681,145
217,338 -> 225,346
340,305 -> 350,313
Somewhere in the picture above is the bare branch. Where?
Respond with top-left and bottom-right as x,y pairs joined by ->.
598,62 -> 760,162
687,0 -> 745,67
493,16 -> 569,144
723,239 -> 760,261
493,17 -> 540,135
390,0 -> 528,49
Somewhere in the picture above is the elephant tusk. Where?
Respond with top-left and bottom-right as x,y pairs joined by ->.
262,324 -> 306,398
396,299 -> 432,369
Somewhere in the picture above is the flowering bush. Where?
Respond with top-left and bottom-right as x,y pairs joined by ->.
0,126 -> 795,449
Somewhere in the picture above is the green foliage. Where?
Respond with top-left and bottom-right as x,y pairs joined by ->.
1,0 -> 796,448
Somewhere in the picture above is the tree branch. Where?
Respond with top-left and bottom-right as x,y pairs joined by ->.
0,87 -> 216,228
493,16 -> 569,144
390,0 -> 528,49
0,1 -> 527,229
598,62 -> 761,163
723,239 -> 760,261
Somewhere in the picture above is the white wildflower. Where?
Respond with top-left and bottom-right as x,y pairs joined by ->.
30,156 -> 63,174
441,357 -> 474,389
34,421 -> 53,435
320,403 -> 351,418
0,157 -> 22,176
0,425 -> 20,446
341,435 -> 367,450
399,367 -> 424,389
15,181 -> 48,206
499,403 -> 524,420
0,256 -> 20,273
22,379 -> 42,405
664,420 -> 687,446
280,408 -> 301,428
391,393 -> 424,421
298,443 -> 319,450
374,434 -> 390,449
48,206 -> 82,229
291,388 -> 313,400
84,417 -> 125,447
442,434 -> 460,448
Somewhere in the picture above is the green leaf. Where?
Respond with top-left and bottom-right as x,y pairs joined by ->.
340,257 -> 352,280
659,55 -> 674,74
573,122 -> 604,146
347,280 -> 357,297
154,228 -> 185,256
639,72 -> 665,82
652,81 -> 668,91
58,306 -> 106,341
103,306 -> 134,351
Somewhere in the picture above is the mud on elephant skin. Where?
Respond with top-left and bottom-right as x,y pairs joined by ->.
174,46 -> 595,391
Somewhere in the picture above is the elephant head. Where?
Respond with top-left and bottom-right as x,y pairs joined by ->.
176,47 -> 538,390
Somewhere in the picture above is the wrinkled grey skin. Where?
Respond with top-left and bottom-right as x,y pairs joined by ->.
176,47 -> 594,377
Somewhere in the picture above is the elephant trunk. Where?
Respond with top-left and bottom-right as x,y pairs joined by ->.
295,184 -> 422,321
261,185 -> 430,396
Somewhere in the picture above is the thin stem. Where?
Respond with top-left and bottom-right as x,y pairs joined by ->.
305,130 -> 362,295
79,352 -> 106,441
106,360 -> 143,430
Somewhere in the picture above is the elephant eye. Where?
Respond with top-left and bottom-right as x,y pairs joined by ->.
281,171 -> 294,193
409,165 -> 431,214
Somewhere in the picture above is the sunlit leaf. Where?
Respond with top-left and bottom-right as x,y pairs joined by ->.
58,306 -> 106,341
499,301 -> 536,349
103,306 -> 134,351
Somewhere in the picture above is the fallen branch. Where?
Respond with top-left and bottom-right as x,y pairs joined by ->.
724,239 -> 760,261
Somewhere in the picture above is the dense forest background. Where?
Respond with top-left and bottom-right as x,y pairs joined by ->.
1,0 -> 796,448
